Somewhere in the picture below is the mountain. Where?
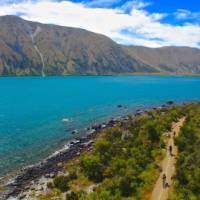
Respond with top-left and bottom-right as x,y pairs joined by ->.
0,15 -> 155,76
0,15 -> 200,76
124,46 -> 200,74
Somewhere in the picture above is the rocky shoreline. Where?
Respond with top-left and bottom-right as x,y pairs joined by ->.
1,102 -> 177,200
2,114 -> 134,200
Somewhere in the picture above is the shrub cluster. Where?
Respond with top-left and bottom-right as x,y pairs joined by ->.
172,103 -> 200,200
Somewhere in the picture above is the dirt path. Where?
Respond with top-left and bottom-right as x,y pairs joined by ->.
151,117 -> 185,200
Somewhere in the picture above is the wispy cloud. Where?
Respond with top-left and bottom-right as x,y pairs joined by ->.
119,0 -> 152,14
0,0 -> 26,4
175,9 -> 200,21
0,0 -> 200,48
84,0 -> 119,8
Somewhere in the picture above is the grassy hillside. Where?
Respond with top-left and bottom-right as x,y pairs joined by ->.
124,46 -> 200,74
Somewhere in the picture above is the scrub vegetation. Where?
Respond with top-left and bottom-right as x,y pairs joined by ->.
171,103 -> 200,200
38,104 -> 187,200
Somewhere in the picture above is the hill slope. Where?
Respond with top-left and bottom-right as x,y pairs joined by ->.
124,46 -> 200,74
0,15 -> 200,75
0,15 -> 154,76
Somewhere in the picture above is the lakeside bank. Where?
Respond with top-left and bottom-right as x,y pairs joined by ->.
1,109 -> 139,199
1,101 -> 188,200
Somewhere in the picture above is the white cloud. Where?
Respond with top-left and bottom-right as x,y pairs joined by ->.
175,9 -> 200,21
0,0 -> 200,48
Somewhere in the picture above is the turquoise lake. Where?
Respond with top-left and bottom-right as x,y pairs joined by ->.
0,76 -> 200,178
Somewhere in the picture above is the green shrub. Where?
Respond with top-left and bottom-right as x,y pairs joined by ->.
172,103 -> 200,199
66,191 -> 79,200
53,175 -> 69,192
47,181 -> 54,189
80,154 -> 103,182
68,170 -> 78,180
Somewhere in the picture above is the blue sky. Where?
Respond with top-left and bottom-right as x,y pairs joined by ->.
0,0 -> 200,47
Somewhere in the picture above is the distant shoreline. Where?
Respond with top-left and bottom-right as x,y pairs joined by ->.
0,73 -> 200,77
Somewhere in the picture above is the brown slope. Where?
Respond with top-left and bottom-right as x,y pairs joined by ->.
0,15 -> 156,76
124,46 -> 200,74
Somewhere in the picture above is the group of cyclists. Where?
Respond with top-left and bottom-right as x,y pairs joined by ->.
162,131 -> 176,188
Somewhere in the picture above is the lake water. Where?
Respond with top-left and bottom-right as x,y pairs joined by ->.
0,76 -> 200,178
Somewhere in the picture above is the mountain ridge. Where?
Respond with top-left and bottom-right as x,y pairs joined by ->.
0,15 -> 200,76
123,45 -> 200,74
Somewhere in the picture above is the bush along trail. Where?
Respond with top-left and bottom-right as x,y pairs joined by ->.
170,103 -> 200,200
